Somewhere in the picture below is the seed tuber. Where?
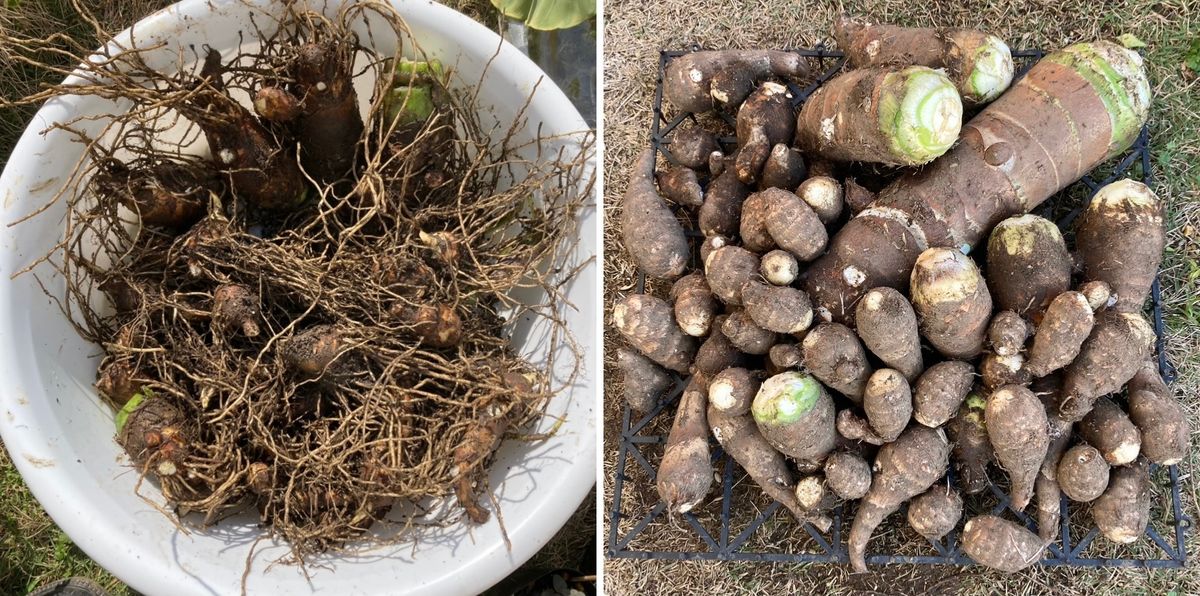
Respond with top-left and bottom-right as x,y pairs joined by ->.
1079,397 -> 1142,465
911,248 -> 992,359
1076,179 -> 1165,313
709,368 -> 760,416
671,273 -> 719,337
1024,291 -> 1095,377
985,385 -> 1048,512
762,187 -> 827,262
656,165 -> 704,207
616,348 -> 672,414
691,317 -> 747,378
862,369 -> 912,443
912,360 -> 974,428
801,322 -> 874,402
986,214 -> 1071,321
621,148 -> 689,280
759,144 -> 806,190
751,371 -> 837,462
1092,458 -> 1150,544
664,50 -> 810,113
987,310 -> 1029,357
907,485 -> 962,541
212,284 -> 261,337
961,515 -> 1045,572
658,376 -> 713,513
613,294 -> 698,374
854,287 -> 923,382
742,281 -> 813,334
665,123 -> 720,170
281,325 -> 344,376
1056,444 -> 1110,502
736,83 -> 796,184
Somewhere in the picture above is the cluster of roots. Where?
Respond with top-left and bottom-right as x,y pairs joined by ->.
5,0 -> 591,559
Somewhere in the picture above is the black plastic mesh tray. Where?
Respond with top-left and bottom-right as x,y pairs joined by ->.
606,47 -> 1190,568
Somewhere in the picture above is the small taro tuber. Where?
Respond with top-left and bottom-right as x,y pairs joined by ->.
664,50 -> 809,113
980,353 -> 1031,390
961,515 -> 1045,572
1079,397 -> 1142,465
616,348 -> 672,414
947,393 -> 993,495
907,485 -> 963,541
1024,291 -> 1095,377
721,310 -> 776,355
1080,280 -> 1115,312
759,144 -> 806,190
986,215 -> 1071,321
671,273 -> 719,337
656,165 -> 704,207
735,83 -> 796,184
96,360 -> 143,407
833,15 -> 1014,106
796,66 -> 962,166
117,393 -> 192,479
911,248 -> 992,359
93,159 -> 213,229
699,235 -> 729,266
823,451 -> 872,500
803,41 -> 1150,323
854,287 -> 923,381
767,343 -> 804,373
621,148 -> 690,280
985,385 -> 1049,512
612,294 -> 698,373
794,475 -> 832,515
409,304 -> 463,348
691,317 -> 747,378
281,325 -> 344,376
1056,443 -> 1110,502
709,405 -> 831,531
1076,179 -> 1165,313
709,367 -> 760,416
760,250 -> 799,286
751,371 -> 837,462
762,188 -> 827,262
848,425 -> 949,572
802,322 -> 874,402
1126,362 -> 1189,465
212,283 -> 261,337
1060,311 -> 1154,422
704,245 -> 760,305
740,191 -> 778,253
796,175 -> 843,224
699,155 -> 751,236
1092,458 -> 1151,544
658,377 -> 713,513
843,177 -> 876,215
665,123 -> 720,170
912,360 -> 974,428
253,86 -> 302,122
862,369 -> 912,443
987,310 -> 1029,357
742,281 -> 814,334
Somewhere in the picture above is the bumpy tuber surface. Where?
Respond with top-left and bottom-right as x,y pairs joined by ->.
834,15 -> 1015,106
709,367 -> 760,416
616,348 -> 672,414
848,425 -> 949,572
986,215 -> 1071,321
759,144 -> 806,190
803,41 -> 1150,322
742,282 -> 814,334
672,273 -> 719,337
763,187 -> 828,262
613,294 -> 698,373
802,322 -> 874,402
862,369 -> 912,443
751,371 -> 837,462
988,310 -> 1030,357
1076,179 -> 1165,313
761,250 -> 799,286
912,360 -> 974,428
824,451 -> 872,500
907,485 -> 963,540
985,385 -> 1049,512
1079,397 -> 1142,465
740,191 -> 778,253
658,376 -> 713,513
721,311 -> 776,355
796,66 -> 962,166
1126,363 -> 1189,465
212,283 -> 261,337
947,393 -> 993,495
854,287 -> 923,381
1060,311 -> 1154,421
664,50 -> 810,113
980,353 -> 1031,390
1025,291 -> 1095,377
796,176 -> 843,224
1056,444 -> 1110,502
705,245 -> 760,306
961,515 -> 1045,572
666,123 -> 720,169
656,165 -> 704,207
699,155 -> 752,236
911,248 -> 992,359
691,318 -> 746,379
1092,458 -> 1150,544
620,148 -> 690,280
736,83 -> 796,184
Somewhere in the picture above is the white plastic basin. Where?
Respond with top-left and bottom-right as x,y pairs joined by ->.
0,1 -> 596,594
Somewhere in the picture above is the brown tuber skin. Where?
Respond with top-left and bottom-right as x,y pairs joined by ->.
824,451 -> 872,500
802,322 -> 874,402
664,50 -> 809,113
980,352 -> 1031,390
1092,458 -> 1151,544
658,376 -> 713,513
854,287 -> 923,381
837,409 -> 885,446
616,348 -> 672,414
911,247 -> 992,359
699,235 -> 728,266
254,86 -> 302,122
94,159 -> 213,229
118,396 -> 191,477
704,245 -> 760,305
1056,444 -> 1110,502
656,165 -> 704,207
691,317 -> 747,378
735,83 -> 796,184
1126,363 -> 1189,465
1025,291 -> 1095,377
843,177 -> 875,215
613,294 -> 698,373
796,176 -> 843,224
1076,179 -> 1165,313
862,369 -> 912,443
961,515 -> 1046,572
671,273 -> 719,337
282,325 -> 344,376
985,214 -> 1071,321
1035,407 -> 1074,541
768,343 -> 803,373
721,311 -> 776,355
709,406 -> 832,532
763,187 -> 828,262
699,155 -> 751,236
760,250 -> 799,286
96,360 -> 143,407
848,425 -> 949,573
212,284 -> 261,337
739,191 -> 777,253
665,124 -> 720,170
988,310 -> 1029,357
741,282 -> 813,334
759,144 -> 806,190
708,368 -> 760,416
794,475 -> 832,514
1078,397 -> 1142,465
947,393 -> 993,495
410,304 -> 463,348
1060,311 -> 1155,422
907,485 -> 963,541
293,41 -> 364,184
985,385 -> 1049,512
621,148 -> 689,280
912,360 -> 974,428
752,372 -> 837,466
1079,280 -> 1115,312
453,372 -> 529,523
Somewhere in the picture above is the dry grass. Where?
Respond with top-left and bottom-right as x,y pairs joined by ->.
602,0 -> 1200,593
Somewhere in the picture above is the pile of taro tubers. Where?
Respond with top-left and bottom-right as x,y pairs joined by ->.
616,15 -> 1183,573
6,1 -> 588,559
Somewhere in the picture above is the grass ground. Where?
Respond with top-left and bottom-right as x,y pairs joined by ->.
0,1 -> 593,594
602,0 -> 1200,594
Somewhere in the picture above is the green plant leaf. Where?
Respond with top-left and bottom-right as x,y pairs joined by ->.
1186,38 -> 1200,73
1117,33 -> 1146,49
114,390 -> 150,433
491,0 -> 595,30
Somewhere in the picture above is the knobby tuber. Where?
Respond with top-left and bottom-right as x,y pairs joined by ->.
709,368 -> 760,416
658,377 -> 713,513
621,148 -> 689,279
613,294 -> 698,373
760,249 -> 799,286
656,165 -> 703,207
705,245 -> 760,305
1056,444 -> 1110,502
985,385 -> 1048,512
763,187 -> 828,261
735,82 -> 795,184
987,310 -> 1029,357
664,50 -> 810,113
986,215 -> 1071,321
910,248 -> 992,359
907,485 -> 962,541
854,287 -> 923,381
912,360 -> 974,428
742,281 -> 814,334
1079,397 -> 1142,465
862,368 -> 912,443
961,515 -> 1045,572
947,393 -> 993,495
1076,179 -> 1165,312
721,310 -> 776,355
740,191 -> 778,253
1025,291 -> 1095,377
796,176 -> 843,224
1126,363 -> 1189,465
1060,311 -> 1154,421
823,451 -> 872,500
672,273 -> 719,337
802,322 -> 873,402
616,348 -> 672,414
1092,459 -> 1151,544
692,317 -> 747,378
759,144 -> 806,190
666,123 -> 720,169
